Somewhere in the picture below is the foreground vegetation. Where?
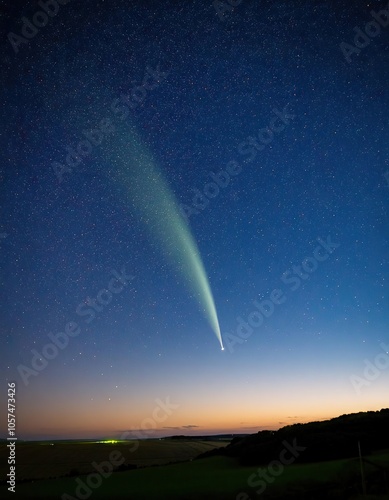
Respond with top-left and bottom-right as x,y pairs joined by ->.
3,411 -> 389,498
0,438 -> 228,481
200,409 -> 389,466
9,449 -> 389,499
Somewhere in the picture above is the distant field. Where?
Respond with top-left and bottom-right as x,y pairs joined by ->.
9,449 -> 389,499
0,439 -> 228,481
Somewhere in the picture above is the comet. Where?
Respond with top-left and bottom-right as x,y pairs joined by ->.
103,120 -> 224,350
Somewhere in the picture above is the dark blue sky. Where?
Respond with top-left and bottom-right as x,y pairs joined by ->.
1,0 -> 388,439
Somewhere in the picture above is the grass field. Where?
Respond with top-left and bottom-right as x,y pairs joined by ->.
0,439 -> 228,481
7,446 -> 389,499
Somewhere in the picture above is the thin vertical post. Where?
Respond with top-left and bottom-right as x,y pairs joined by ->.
358,440 -> 367,497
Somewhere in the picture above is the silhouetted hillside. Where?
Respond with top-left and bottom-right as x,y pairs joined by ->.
198,409 -> 389,465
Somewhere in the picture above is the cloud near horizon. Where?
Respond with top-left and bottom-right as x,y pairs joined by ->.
163,425 -> 200,430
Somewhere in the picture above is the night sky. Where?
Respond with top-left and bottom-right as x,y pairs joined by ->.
1,0 -> 388,440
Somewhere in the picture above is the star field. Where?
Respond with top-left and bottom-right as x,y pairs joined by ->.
0,0 -> 388,439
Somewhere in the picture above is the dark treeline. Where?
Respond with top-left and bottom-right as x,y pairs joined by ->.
198,409 -> 389,465
167,434 -> 247,441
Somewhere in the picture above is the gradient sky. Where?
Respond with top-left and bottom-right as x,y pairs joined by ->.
1,0 -> 388,440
